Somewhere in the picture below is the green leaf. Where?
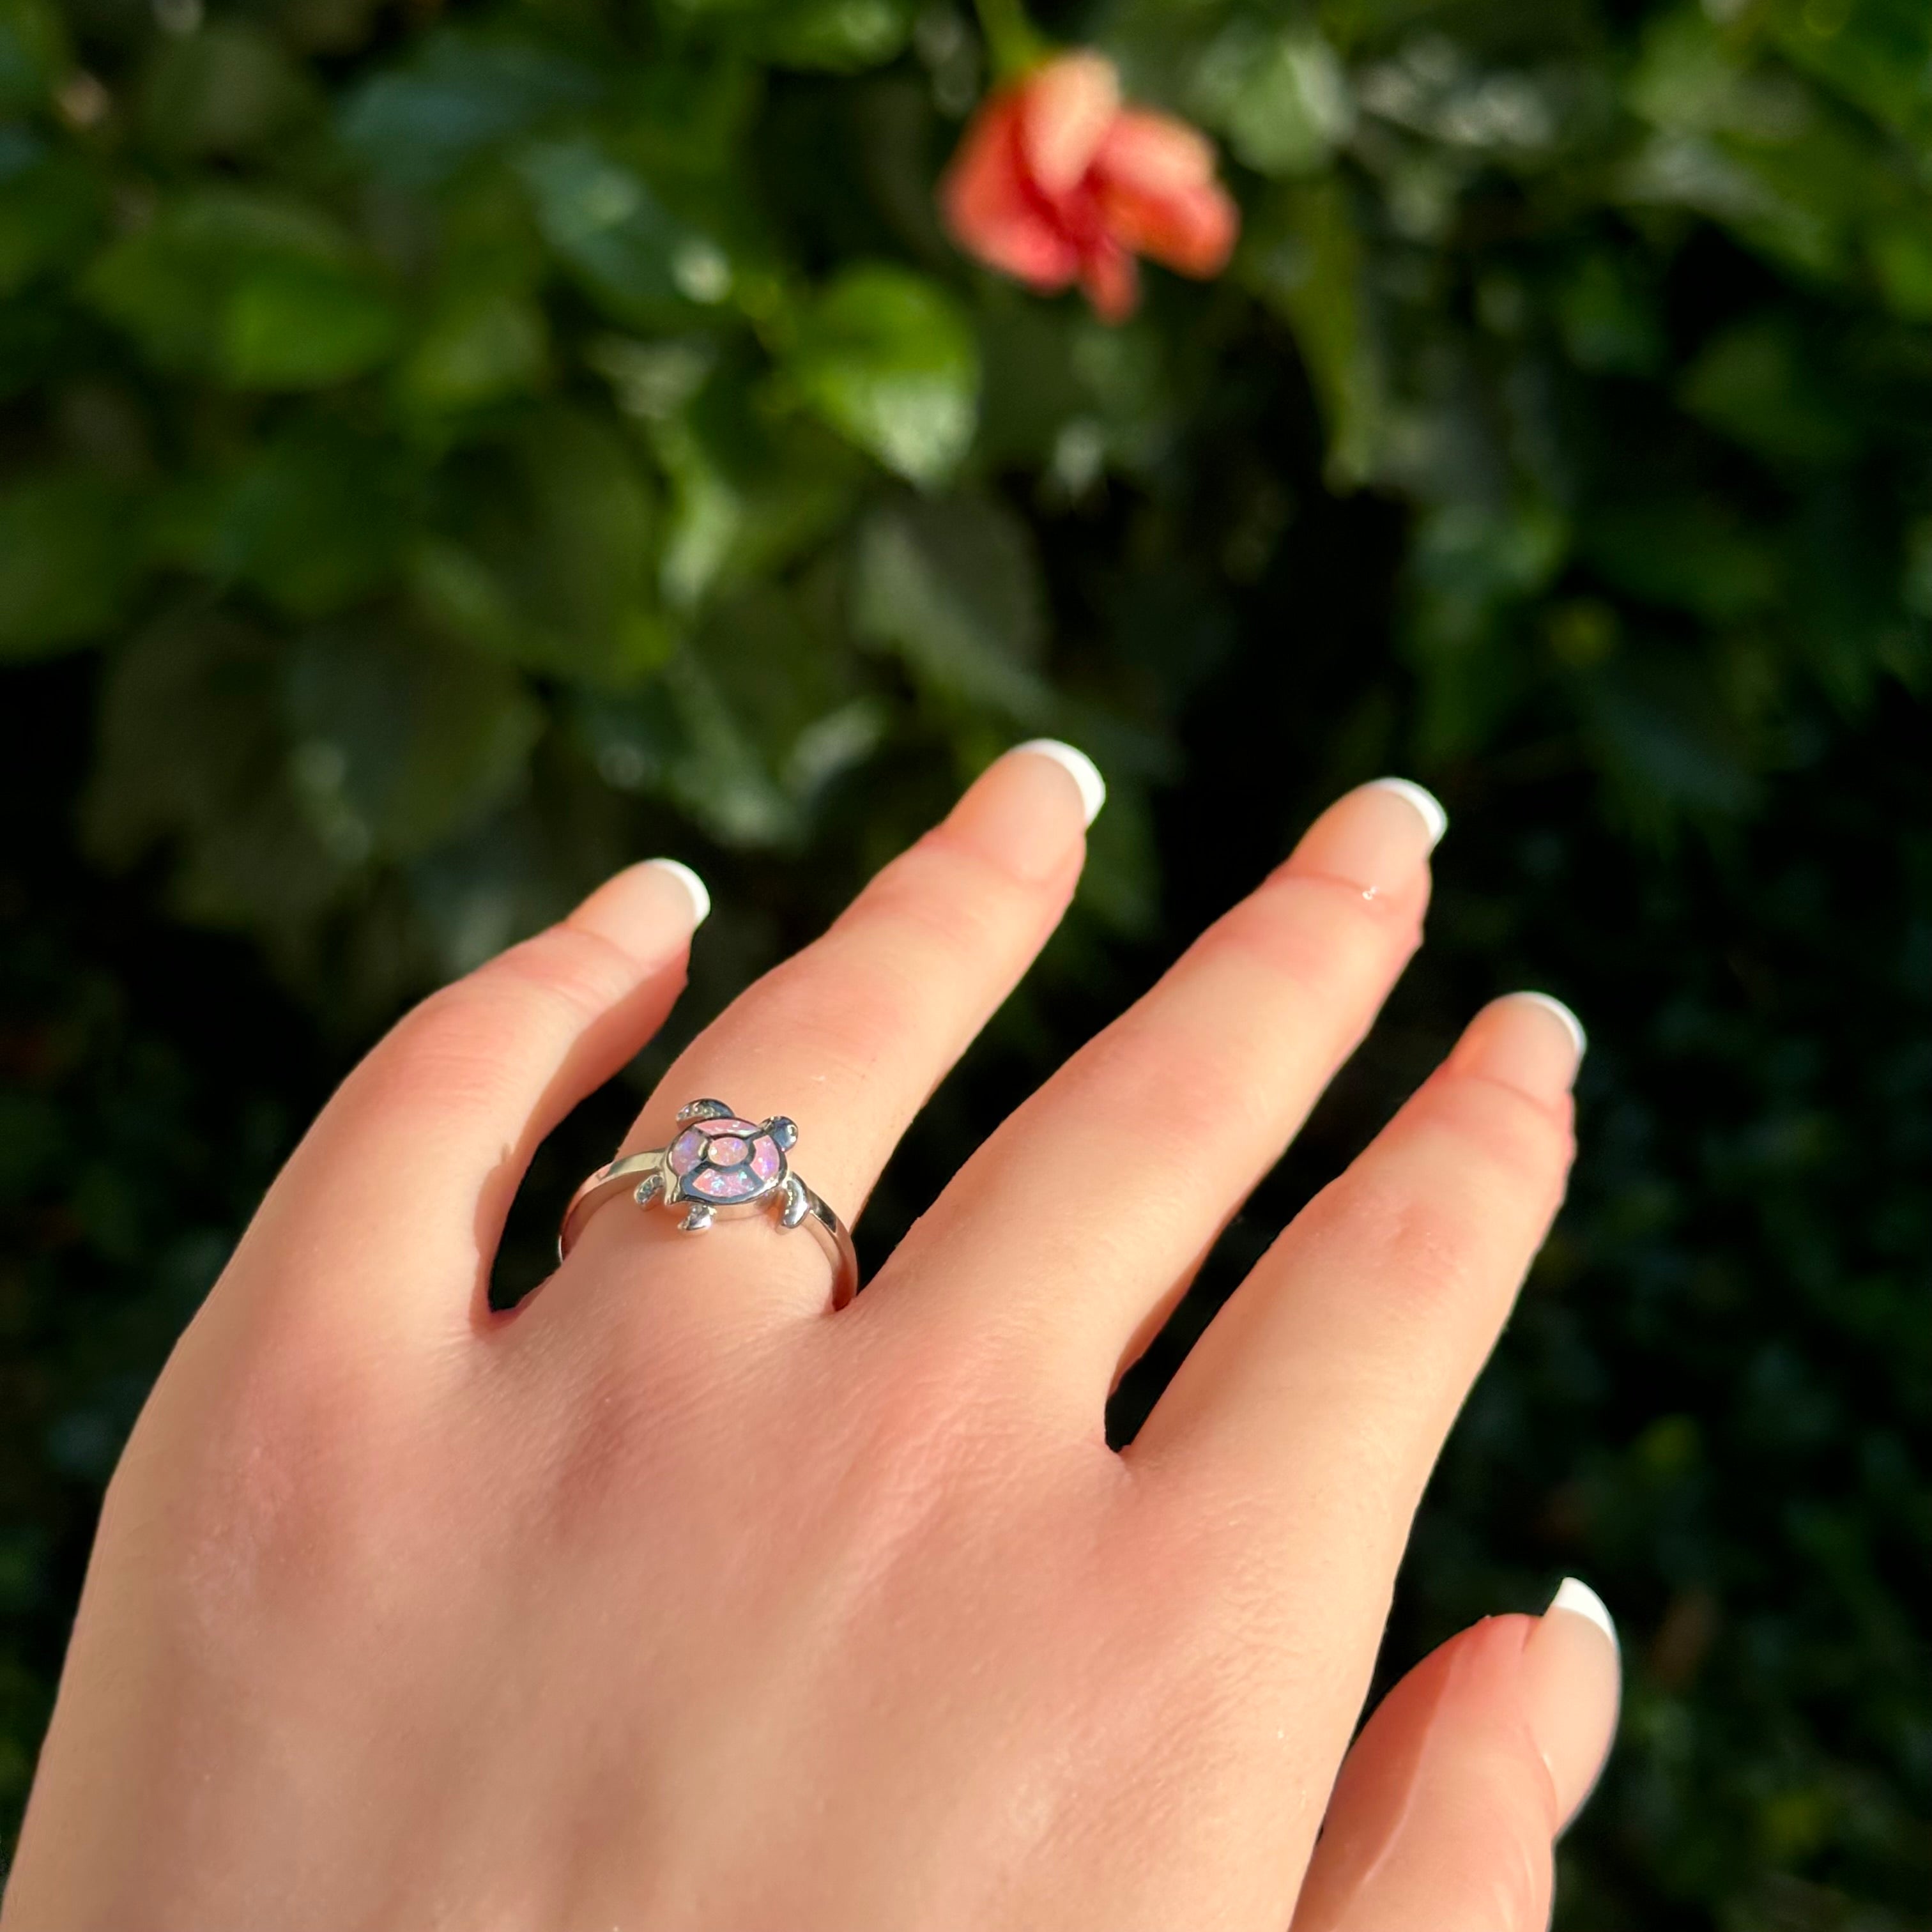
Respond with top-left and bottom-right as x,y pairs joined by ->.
518,138 -> 741,325
83,611 -> 344,937
86,190 -> 402,389
645,367 -> 863,609
339,33 -> 601,188
0,0 -> 64,114
1582,500 -> 1781,622
1583,659 -> 1760,827
753,0 -> 915,72
657,0 -> 914,72
398,289 -> 549,413
0,471 -> 139,660
1555,252 -> 1666,377
656,652 -> 800,846
1243,181 -> 1383,488
137,22 -> 316,157
1767,0 -> 1932,148
1402,497 -> 1567,756
283,622 -> 543,860
0,139 -> 105,298
785,264 -> 978,487
0,291 -> 65,399
1191,24 -> 1353,178
416,404 -> 668,684
204,417 -> 415,618
1681,314 -> 1862,467
1867,220 -> 1932,321
1625,10 -> 1812,143
852,493 -> 1050,719
226,260 -> 404,388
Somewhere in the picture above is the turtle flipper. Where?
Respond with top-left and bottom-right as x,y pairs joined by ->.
680,1202 -> 716,1232
677,1099 -> 735,1123
779,1175 -> 810,1229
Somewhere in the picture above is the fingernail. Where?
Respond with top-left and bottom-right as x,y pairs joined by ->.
1547,1576 -> 1616,1650
1012,739 -> 1107,827
1363,776 -> 1448,849
944,742 -> 1098,883
1524,1577 -> 1621,1826
1289,776 -> 1445,899
1513,991 -> 1586,1058
643,857 -> 711,929
1448,991 -> 1586,1101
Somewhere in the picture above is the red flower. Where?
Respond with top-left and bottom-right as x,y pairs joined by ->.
940,51 -> 1238,322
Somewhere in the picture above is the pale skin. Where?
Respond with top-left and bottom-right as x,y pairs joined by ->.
2,749 -> 1620,1930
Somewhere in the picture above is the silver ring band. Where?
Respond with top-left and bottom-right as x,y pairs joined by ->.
557,1100 -> 859,1309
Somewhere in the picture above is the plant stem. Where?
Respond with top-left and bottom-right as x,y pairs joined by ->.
972,0 -> 1048,82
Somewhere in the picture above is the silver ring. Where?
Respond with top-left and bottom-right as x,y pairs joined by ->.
556,1100 -> 859,1308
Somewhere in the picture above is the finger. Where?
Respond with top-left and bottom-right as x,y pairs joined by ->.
1131,992 -> 1583,1627
873,778 -> 1445,1381
1292,1580 -> 1621,1932
227,859 -> 709,1344
558,742 -> 1101,1317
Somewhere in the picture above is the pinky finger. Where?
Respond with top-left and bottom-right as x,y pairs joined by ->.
1291,1580 -> 1621,1932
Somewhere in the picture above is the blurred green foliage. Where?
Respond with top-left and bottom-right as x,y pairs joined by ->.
1,0 -> 1928,1922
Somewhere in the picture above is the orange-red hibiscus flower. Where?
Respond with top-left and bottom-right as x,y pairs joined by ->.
940,50 -> 1238,322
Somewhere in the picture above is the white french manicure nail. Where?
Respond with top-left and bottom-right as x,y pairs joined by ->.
1013,739 -> 1107,827
1512,992 -> 1588,1060
1547,1575 -> 1618,1653
1363,776 -> 1448,850
643,858 -> 711,930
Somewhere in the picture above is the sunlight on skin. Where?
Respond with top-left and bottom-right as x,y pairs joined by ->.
3,753 -> 1609,1932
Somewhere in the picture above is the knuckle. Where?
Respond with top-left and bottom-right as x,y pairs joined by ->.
1210,873 -> 1421,1004
852,834 -> 1034,957
725,940 -> 935,1091
1096,876 -> 1420,1119
1413,1070 -> 1575,1198
1302,1167 -> 1520,1331
471,923 -> 637,1026
355,926 -> 632,1116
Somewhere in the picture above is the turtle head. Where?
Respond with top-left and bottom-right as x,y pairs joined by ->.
764,1116 -> 799,1152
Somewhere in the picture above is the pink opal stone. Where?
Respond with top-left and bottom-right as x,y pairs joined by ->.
751,1136 -> 782,1180
668,1128 -> 707,1175
692,1165 -> 758,1200
708,1135 -> 750,1166
706,1117 -> 758,1137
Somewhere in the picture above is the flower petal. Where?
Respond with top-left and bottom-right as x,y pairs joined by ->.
1093,109 -> 1218,195
1099,178 -> 1238,275
1093,111 -> 1238,277
1079,234 -> 1140,322
1019,50 -> 1121,196
942,91 -> 1082,288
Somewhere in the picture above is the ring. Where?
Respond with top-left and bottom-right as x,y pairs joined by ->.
556,1100 -> 859,1308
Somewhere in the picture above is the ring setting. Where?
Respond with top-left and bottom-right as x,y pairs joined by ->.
558,1100 -> 859,1307
653,1100 -> 802,1230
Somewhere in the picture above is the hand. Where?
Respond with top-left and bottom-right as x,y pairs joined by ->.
3,748 -> 1615,1929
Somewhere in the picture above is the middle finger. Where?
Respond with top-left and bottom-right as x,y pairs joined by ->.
870,780 -> 1444,1393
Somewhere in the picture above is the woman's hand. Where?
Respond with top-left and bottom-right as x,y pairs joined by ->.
3,748 -> 1615,1930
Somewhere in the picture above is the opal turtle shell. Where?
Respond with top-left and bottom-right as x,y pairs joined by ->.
665,1116 -> 786,1206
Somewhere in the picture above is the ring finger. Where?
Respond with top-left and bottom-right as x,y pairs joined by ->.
548,740 -> 1105,1328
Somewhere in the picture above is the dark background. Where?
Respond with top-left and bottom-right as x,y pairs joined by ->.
2,0 -> 1929,1923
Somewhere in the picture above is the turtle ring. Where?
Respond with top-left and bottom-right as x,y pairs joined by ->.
556,1101 -> 859,1308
